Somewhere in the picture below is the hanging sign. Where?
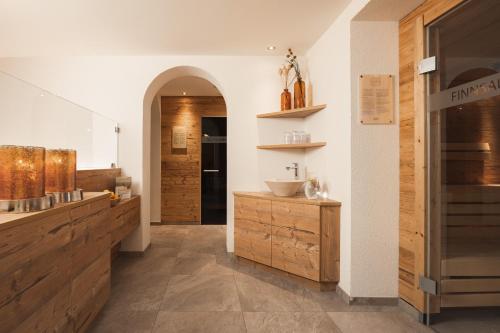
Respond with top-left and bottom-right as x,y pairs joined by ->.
172,126 -> 187,149
359,74 -> 394,124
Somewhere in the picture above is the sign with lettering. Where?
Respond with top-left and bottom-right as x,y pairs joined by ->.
359,74 -> 394,124
172,126 -> 187,149
429,72 -> 500,111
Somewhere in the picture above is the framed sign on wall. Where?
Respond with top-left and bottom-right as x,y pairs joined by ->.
359,74 -> 394,124
172,126 -> 187,149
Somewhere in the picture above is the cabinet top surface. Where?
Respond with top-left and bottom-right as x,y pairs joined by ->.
233,191 -> 341,206
0,192 -> 109,229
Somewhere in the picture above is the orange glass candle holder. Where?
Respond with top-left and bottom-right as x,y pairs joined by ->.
0,145 -> 46,200
45,149 -> 77,193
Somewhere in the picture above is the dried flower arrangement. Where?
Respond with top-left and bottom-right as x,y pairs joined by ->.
286,48 -> 302,82
278,64 -> 291,90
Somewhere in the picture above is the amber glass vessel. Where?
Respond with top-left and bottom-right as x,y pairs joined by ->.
281,89 -> 292,111
0,145 -> 46,200
293,79 -> 306,109
45,149 -> 77,193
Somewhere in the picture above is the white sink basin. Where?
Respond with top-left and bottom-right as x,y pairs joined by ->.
265,179 -> 305,197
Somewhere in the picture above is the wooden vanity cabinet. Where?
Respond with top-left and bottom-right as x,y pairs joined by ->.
234,192 -> 341,283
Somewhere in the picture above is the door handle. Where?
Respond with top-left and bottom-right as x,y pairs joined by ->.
203,169 -> 220,173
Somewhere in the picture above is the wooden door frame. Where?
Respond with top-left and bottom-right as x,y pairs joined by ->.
399,0 -> 468,314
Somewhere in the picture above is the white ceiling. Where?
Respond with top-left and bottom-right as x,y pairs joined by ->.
158,76 -> 221,96
0,0 -> 350,57
353,0 -> 424,21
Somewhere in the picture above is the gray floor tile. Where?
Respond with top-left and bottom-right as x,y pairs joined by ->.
234,272 -> 305,312
152,311 -> 246,333
327,311 -> 433,333
161,274 -> 241,311
431,308 -> 500,333
244,312 -> 342,333
88,310 -> 157,333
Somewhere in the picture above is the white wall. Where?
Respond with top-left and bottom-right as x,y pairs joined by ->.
305,0 -> 370,297
0,56 -> 304,252
150,95 -> 161,223
350,21 -> 399,297
306,0 -> 401,298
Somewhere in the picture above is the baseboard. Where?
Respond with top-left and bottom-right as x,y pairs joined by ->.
118,243 -> 151,257
398,299 -> 425,323
336,285 -> 399,306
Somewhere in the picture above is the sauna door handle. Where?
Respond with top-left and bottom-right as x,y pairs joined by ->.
203,169 -> 220,173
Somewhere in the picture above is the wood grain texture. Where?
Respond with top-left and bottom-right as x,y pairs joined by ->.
257,142 -> 326,150
234,218 -> 272,266
233,193 -> 340,283
0,193 -> 111,333
76,168 -> 121,192
271,225 -> 320,281
256,104 -> 326,118
398,0 -> 467,312
320,206 -> 340,282
161,96 -> 226,224
271,201 -> 320,234
110,196 -> 141,246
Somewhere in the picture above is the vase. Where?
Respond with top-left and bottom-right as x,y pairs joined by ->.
280,89 -> 291,111
293,79 -> 306,108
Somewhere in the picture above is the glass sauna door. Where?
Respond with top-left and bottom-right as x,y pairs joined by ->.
425,0 -> 500,327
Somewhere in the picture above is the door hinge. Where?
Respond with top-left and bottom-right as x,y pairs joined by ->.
419,275 -> 437,295
418,56 -> 437,74
115,126 -> 120,134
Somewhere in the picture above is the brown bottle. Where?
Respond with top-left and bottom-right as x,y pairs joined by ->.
293,79 -> 306,108
281,89 -> 292,111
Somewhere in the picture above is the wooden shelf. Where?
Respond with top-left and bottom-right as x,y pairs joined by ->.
257,104 -> 326,119
257,142 -> 326,150
442,142 -> 491,161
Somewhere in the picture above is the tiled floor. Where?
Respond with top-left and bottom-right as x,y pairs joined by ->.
89,225 -> 498,333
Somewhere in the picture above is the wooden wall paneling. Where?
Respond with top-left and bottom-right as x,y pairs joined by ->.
76,168 -> 121,192
161,96 -> 226,224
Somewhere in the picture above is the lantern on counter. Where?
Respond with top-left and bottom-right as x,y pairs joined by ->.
0,145 -> 54,212
45,149 -> 82,203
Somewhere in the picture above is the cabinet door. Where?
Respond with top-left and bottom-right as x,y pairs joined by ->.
235,218 -> 271,265
271,201 -> 320,234
271,226 -> 320,281
234,196 -> 272,265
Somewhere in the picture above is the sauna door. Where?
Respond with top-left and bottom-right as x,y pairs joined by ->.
424,0 -> 500,323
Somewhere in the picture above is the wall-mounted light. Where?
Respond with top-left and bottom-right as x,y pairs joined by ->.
182,91 -> 187,96
267,46 -> 276,51
45,149 -> 82,203
0,145 -> 54,212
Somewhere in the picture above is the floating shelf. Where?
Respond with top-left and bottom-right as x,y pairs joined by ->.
257,104 -> 327,119
257,142 -> 326,150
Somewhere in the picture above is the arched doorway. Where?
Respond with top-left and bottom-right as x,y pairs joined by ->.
142,66 -> 228,238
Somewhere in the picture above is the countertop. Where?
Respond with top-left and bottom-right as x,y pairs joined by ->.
0,192 -> 109,231
233,191 -> 341,206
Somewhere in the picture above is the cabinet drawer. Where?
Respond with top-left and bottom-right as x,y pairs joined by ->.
235,218 -> 271,266
235,196 -> 271,224
271,201 -> 319,234
271,226 -> 320,281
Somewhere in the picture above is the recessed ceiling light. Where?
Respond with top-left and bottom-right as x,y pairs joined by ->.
182,91 -> 187,96
267,46 -> 276,51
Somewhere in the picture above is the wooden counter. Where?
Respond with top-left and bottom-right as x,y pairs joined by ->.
0,192 -> 140,333
233,192 -> 341,286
